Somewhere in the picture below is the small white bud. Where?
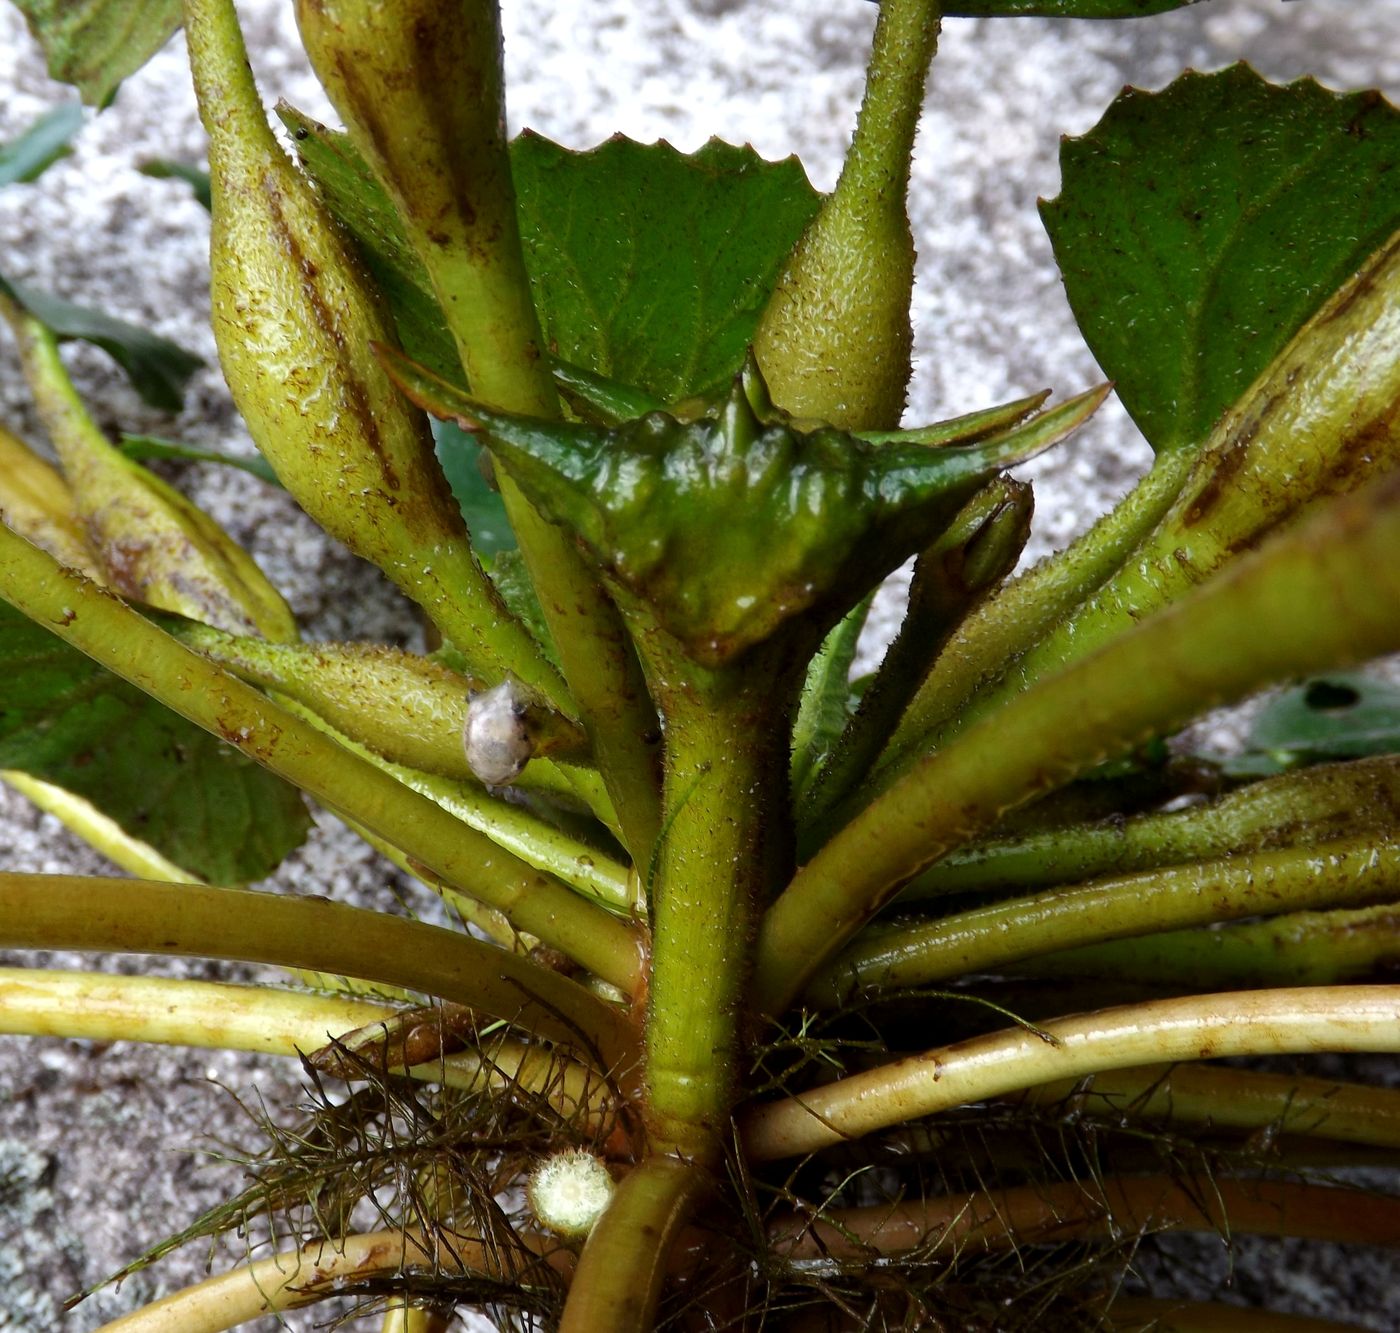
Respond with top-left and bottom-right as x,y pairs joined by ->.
527,1149 -> 616,1238
464,679 -> 533,785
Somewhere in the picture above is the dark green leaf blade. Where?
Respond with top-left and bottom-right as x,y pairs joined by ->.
430,418 -> 514,556
0,102 -> 83,186
1041,65 -> 1400,454
12,0 -> 182,106
0,274 -> 202,411
284,111 -> 823,409
138,159 -> 212,210
790,595 -> 873,804
118,433 -> 281,486
1245,672 -> 1400,768
0,601 -> 310,882
512,134 -> 821,405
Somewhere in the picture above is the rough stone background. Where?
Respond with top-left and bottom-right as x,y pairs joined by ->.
0,0 -> 1398,1328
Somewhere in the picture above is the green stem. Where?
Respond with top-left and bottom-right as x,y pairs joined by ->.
927,223 -> 1400,752
1023,901 -> 1400,989
557,1157 -> 704,1333
900,755 -> 1400,901
741,985 -> 1400,1160
0,523 -> 643,991
0,967 -> 612,1122
0,875 -> 635,1073
799,477 -> 1031,849
809,834 -> 1400,1004
288,0 -> 663,861
643,638 -> 797,1160
753,0 -> 942,428
1007,1062 -> 1400,1152
0,770 -> 200,883
0,967 -> 382,1054
270,692 -> 632,912
293,0 -> 556,415
754,472 -> 1400,1012
868,447 -> 1193,805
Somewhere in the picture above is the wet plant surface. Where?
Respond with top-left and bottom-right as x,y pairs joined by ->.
2,2 -> 1400,1331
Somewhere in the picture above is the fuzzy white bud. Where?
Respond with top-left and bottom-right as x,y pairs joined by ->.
526,1150 -> 616,1238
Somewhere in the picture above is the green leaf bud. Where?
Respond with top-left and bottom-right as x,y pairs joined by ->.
753,0 -> 941,429
384,345 -> 1106,667
182,0 -> 564,699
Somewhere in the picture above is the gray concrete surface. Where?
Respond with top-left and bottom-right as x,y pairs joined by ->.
1,0 -> 1398,1327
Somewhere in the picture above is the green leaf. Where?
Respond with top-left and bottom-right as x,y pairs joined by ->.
0,102 -> 83,186
0,274 -> 201,411
0,601 -> 310,882
118,433 -> 281,486
512,134 -> 820,405
138,159 -> 212,210
790,595 -> 873,804
1244,672 -> 1400,769
430,418 -> 514,556
277,104 -> 463,386
11,0 -> 182,106
487,549 -> 561,672
281,108 -> 822,408
386,347 -> 1101,667
1041,65 -> 1400,454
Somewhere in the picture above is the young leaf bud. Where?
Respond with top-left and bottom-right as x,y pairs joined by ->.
182,0 -> 566,699
753,0 -> 941,430
384,345 -> 1105,668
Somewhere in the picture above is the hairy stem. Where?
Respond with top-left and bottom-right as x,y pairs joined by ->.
1023,901 -> 1400,989
871,449 -> 1193,793
809,834 -> 1400,1003
900,755 -> 1400,901
754,473 -> 1400,1011
742,986 -> 1400,1159
643,638 -> 796,1160
0,523 -> 643,991
290,0 -> 662,861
